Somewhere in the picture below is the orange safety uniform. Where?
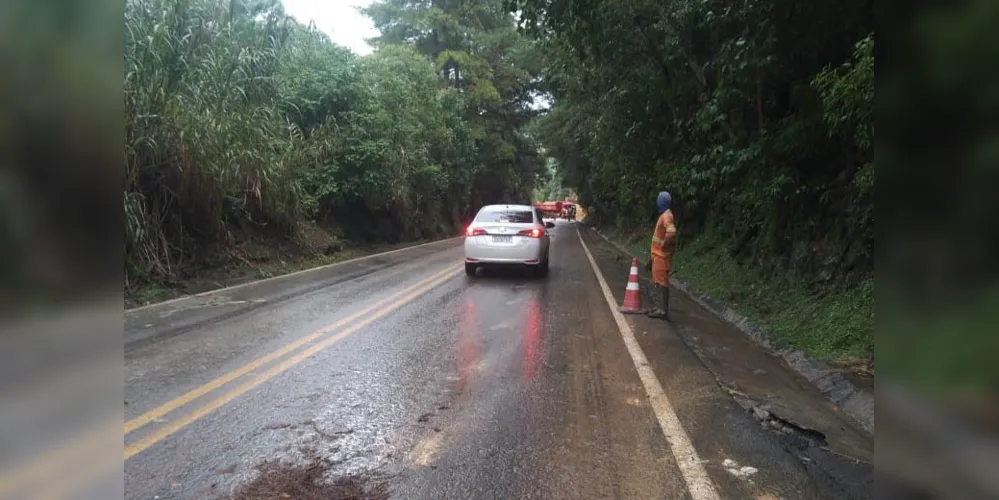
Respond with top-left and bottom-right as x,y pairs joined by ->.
650,209 -> 677,286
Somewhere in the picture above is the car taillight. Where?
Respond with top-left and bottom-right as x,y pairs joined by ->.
517,228 -> 544,238
466,227 -> 486,236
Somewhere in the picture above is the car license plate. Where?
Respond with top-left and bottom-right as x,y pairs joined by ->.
491,235 -> 513,243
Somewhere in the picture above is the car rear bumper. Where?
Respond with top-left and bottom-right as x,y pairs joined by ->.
466,257 -> 543,265
464,236 -> 545,264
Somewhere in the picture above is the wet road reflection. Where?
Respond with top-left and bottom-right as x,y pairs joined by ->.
457,297 -> 479,394
522,297 -> 542,382
121,222 -> 871,500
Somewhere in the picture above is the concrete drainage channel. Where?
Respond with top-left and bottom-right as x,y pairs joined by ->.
670,277 -> 874,437
586,226 -> 874,438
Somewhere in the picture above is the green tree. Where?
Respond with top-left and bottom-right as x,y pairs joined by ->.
508,0 -> 874,284
364,0 -> 546,210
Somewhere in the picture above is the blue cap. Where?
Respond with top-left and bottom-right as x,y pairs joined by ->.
656,191 -> 671,213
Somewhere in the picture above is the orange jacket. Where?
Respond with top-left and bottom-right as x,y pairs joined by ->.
651,209 -> 677,259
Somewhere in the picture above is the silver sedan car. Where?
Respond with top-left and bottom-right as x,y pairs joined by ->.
464,204 -> 554,277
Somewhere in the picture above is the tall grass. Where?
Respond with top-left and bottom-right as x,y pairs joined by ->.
125,0 -> 305,281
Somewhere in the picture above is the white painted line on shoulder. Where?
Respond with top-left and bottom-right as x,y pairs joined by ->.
576,227 -> 721,500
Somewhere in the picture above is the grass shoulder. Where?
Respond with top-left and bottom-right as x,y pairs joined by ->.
608,226 -> 873,373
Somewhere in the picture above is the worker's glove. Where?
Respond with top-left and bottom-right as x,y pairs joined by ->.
645,259 -> 652,272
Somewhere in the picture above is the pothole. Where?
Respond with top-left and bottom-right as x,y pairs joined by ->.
721,384 -> 828,450
749,406 -> 828,449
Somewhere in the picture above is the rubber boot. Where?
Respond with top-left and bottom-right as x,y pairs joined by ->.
647,285 -> 668,319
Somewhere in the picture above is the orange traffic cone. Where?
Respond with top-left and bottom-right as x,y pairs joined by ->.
619,257 -> 645,314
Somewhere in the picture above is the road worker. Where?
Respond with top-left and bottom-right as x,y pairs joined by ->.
647,191 -> 676,320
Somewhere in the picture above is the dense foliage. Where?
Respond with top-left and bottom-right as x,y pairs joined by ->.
510,0 -> 874,287
533,159 -> 572,202
124,0 -> 543,284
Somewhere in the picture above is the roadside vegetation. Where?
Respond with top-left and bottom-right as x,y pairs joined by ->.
125,0 -> 873,368
510,0 -> 874,367
124,0 -> 544,303
614,229 -> 873,368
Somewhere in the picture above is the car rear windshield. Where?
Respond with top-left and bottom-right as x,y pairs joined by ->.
476,210 -> 534,223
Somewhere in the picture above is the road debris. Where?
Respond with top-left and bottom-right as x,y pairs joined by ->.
722,458 -> 759,479
228,452 -> 388,500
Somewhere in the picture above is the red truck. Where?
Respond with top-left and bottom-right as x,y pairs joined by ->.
533,201 -> 564,219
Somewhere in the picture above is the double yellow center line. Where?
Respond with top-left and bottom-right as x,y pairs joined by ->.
123,264 -> 461,460
0,264 -> 459,499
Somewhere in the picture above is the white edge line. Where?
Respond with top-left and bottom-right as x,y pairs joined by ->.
126,236 -> 464,313
576,227 -> 721,500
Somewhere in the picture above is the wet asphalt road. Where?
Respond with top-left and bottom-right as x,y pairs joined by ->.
123,221 -> 872,500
